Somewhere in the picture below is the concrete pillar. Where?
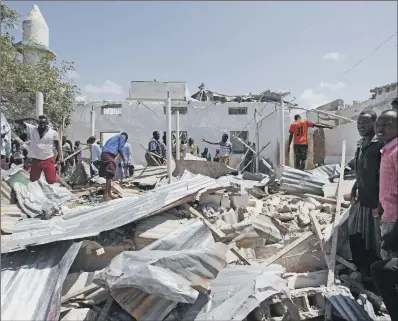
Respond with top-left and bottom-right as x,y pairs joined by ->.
35,91 -> 44,117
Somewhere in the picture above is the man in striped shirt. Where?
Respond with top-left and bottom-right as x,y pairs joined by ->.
203,133 -> 233,166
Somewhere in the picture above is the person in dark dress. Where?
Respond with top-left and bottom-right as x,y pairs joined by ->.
348,110 -> 383,279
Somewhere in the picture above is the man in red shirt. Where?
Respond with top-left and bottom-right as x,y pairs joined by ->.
288,114 -> 333,170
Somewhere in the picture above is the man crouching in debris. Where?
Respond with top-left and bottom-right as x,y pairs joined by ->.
99,132 -> 128,201
348,111 -> 383,280
16,116 -> 61,184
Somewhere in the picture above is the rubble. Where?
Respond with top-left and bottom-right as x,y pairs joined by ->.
0,159 -> 390,321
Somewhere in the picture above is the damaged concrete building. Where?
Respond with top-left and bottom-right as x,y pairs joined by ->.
67,81 -> 293,169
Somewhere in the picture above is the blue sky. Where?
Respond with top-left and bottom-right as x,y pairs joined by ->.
6,1 -> 398,108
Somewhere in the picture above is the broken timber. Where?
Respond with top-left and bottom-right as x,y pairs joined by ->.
263,231 -> 313,266
183,204 -> 251,265
324,140 -> 346,321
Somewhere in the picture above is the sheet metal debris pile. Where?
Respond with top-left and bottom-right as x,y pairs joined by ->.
0,165 -> 389,321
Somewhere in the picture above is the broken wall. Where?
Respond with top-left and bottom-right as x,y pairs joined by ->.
67,101 -> 293,169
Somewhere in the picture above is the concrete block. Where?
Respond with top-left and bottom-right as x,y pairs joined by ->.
276,204 -> 290,213
268,197 -> 281,206
230,192 -> 249,209
199,194 -> 222,206
221,209 -> 238,225
306,197 -> 322,209
275,213 -> 295,222
322,203 -> 333,213
297,213 -> 311,227
221,194 -> 231,209
284,270 -> 328,289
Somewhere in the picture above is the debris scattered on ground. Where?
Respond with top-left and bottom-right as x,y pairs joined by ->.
0,163 -> 391,321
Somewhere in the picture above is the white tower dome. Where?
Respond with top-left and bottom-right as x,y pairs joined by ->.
23,5 -> 49,47
16,4 -> 55,65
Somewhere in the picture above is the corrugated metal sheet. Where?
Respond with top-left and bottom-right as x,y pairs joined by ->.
170,265 -> 288,321
1,180 -> 14,205
308,164 -> 341,179
95,242 -> 227,304
134,212 -> 188,250
111,219 -> 215,321
280,166 -> 328,196
324,286 -> 374,321
3,172 -> 231,253
1,241 -> 82,321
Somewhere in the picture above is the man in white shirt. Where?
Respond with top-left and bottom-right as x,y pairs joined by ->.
17,115 -> 61,184
87,136 -> 102,169
122,141 -> 134,177
202,133 -> 233,166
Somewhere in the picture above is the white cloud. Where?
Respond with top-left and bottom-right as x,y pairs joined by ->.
319,81 -> 346,91
322,52 -> 346,62
299,89 -> 329,110
66,70 -> 80,80
84,80 -> 124,95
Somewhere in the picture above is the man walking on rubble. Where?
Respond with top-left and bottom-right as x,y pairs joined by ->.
99,132 -> 128,201
288,114 -> 333,170
146,131 -> 164,166
202,133 -> 233,166
375,109 -> 398,260
348,111 -> 384,280
15,116 -> 61,184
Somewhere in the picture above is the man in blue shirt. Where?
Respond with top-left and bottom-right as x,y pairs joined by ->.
99,132 -> 128,201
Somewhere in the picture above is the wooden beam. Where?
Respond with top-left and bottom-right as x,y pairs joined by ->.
97,297 -> 114,321
183,204 -> 251,265
61,283 -> 100,304
325,141 -> 346,321
263,231 -> 313,266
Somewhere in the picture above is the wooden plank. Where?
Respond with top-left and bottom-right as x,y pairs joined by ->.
183,204 -> 251,265
325,140 -> 346,321
263,231 -> 314,266
336,255 -> 357,271
97,297 -> 114,321
309,211 -> 356,272
287,192 -> 350,209
61,283 -> 100,304
309,211 -> 331,269
56,174 -> 73,190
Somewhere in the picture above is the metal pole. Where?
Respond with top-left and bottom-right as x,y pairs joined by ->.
91,106 -> 95,136
165,91 -> 172,183
280,98 -> 285,168
254,109 -> 260,173
35,92 -> 44,117
175,108 -> 180,160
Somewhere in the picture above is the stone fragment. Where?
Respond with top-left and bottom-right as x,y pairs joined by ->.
297,213 -> 311,226
289,204 -> 299,212
303,202 -> 316,211
300,205 -> 310,216
220,194 -> 231,209
275,213 -> 295,222
230,192 -> 249,209
322,203 -> 333,213
268,197 -> 281,206
306,197 -> 322,209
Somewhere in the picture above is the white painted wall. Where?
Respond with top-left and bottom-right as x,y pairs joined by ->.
67,100 -> 293,168
310,86 -> 397,165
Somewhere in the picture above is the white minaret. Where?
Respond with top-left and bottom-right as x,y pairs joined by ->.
16,4 -> 55,65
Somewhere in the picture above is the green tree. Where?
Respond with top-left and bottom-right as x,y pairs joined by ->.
0,4 -> 80,128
